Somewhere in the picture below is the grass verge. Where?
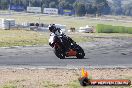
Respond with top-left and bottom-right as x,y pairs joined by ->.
0,29 -> 132,47
0,30 -> 49,47
0,30 -> 94,47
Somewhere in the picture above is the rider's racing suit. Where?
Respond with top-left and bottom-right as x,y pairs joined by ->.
49,27 -> 63,47
49,27 -> 75,50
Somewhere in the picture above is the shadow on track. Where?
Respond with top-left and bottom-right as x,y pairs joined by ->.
61,57 -> 89,59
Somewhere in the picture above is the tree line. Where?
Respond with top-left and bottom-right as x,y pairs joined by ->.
0,0 -> 132,16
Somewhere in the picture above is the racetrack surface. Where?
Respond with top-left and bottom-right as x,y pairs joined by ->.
0,37 -> 132,67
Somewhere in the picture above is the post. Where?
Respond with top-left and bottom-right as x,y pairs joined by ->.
8,0 -> 11,14
29,0 -> 30,6
8,21 -> 11,30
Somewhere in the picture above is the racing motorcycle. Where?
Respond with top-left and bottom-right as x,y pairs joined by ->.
49,34 -> 85,59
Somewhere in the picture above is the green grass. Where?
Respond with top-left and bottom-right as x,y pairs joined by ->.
91,33 -> 132,37
0,30 -> 96,47
0,13 -> 131,47
0,30 -> 132,47
1,14 -> 132,30
1,84 -> 16,88
42,81 -> 62,88
66,80 -> 82,88
71,36 -> 95,43
0,30 -> 49,47
1,79 -> 131,88
0,79 -> 27,88
42,80 -> 92,88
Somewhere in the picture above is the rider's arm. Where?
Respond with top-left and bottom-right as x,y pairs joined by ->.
57,28 -> 65,35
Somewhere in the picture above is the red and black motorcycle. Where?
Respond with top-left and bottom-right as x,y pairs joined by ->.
50,34 -> 85,59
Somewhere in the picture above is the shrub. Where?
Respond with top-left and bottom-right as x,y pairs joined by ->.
127,27 -> 132,34
96,24 -> 132,34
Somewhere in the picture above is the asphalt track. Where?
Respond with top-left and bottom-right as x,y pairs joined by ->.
0,38 -> 132,68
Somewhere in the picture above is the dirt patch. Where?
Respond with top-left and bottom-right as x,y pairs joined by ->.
0,68 -> 131,88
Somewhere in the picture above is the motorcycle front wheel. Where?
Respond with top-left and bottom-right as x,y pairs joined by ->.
76,45 -> 85,59
54,48 -> 65,59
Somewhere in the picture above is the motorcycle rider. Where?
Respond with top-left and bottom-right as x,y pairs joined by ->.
48,24 -> 75,50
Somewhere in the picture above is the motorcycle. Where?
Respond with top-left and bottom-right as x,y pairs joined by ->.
49,34 -> 85,59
